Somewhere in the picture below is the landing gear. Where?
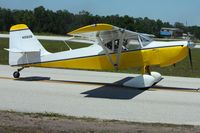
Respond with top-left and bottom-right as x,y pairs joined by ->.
150,71 -> 162,83
144,66 -> 151,75
13,67 -> 25,78
13,71 -> 20,78
144,66 -> 162,83
123,74 -> 155,88
123,66 -> 162,88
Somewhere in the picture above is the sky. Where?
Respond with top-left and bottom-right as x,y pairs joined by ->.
0,0 -> 200,26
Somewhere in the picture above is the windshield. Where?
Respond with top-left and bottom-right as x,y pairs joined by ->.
139,35 -> 153,47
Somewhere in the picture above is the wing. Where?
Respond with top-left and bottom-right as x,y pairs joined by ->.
68,24 -> 144,69
68,23 -> 143,43
68,24 -> 114,41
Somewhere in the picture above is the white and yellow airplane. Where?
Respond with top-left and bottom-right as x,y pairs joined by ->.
5,24 -> 195,88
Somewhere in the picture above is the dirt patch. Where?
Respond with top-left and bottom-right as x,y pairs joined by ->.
0,111 -> 199,133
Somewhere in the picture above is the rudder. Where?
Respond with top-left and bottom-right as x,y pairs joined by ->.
7,24 -> 50,66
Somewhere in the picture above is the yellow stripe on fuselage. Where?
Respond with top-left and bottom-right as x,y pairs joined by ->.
31,46 -> 188,70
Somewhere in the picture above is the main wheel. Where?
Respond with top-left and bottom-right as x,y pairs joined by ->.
13,71 -> 20,78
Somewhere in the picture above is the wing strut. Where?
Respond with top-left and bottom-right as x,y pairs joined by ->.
96,32 -> 117,69
96,29 -> 125,70
116,29 -> 125,70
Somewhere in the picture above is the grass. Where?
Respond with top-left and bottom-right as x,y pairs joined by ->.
1,110 -> 198,133
0,38 -> 9,64
40,40 -> 91,53
0,38 -> 200,77
0,31 -> 9,34
2,110 -> 99,122
40,40 -> 70,52
1,110 -> 196,128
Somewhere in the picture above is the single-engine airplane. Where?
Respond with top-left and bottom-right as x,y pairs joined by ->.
5,23 -> 195,88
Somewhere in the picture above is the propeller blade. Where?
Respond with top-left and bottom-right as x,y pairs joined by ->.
188,48 -> 193,70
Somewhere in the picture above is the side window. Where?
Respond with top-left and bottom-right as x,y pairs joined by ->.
104,39 -> 119,52
105,41 -> 112,50
113,39 -> 119,52
126,38 -> 141,50
104,35 -> 148,52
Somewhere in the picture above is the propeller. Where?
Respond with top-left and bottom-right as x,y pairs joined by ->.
188,48 -> 193,70
187,41 -> 195,70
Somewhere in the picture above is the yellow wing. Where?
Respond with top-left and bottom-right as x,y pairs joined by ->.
68,23 -> 113,35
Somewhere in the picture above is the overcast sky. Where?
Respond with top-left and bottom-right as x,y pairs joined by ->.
0,0 -> 200,26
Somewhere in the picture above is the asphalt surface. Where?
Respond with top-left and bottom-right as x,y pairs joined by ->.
0,65 -> 200,125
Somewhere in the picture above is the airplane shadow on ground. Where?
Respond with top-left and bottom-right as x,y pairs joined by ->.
81,77 -> 147,100
16,76 -> 147,100
15,76 -> 51,81
15,76 -> 197,100
81,85 -> 146,100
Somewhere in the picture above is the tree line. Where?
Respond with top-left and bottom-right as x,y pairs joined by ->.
0,6 -> 200,39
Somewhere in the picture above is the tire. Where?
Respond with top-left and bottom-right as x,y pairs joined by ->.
13,71 -> 20,78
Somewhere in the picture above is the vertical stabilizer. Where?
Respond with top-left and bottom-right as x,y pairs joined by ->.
7,24 -> 50,66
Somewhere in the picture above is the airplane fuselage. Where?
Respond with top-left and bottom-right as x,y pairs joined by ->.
28,42 -> 188,71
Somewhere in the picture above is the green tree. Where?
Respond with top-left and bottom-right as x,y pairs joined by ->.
0,6 -> 200,39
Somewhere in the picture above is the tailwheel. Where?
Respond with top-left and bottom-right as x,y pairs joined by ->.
13,67 -> 25,78
13,71 -> 20,78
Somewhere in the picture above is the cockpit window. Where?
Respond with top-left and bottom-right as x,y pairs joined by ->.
139,35 -> 152,47
103,33 -> 152,52
125,38 -> 141,50
104,36 -> 142,52
105,39 -> 119,52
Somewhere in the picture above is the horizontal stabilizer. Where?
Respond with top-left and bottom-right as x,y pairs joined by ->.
4,48 -> 40,53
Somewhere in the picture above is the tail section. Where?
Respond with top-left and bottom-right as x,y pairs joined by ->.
7,24 -> 50,66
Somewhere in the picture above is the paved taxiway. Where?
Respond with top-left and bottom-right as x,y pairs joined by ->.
0,65 -> 200,125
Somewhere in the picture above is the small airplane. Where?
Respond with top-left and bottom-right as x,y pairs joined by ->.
5,23 -> 195,88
